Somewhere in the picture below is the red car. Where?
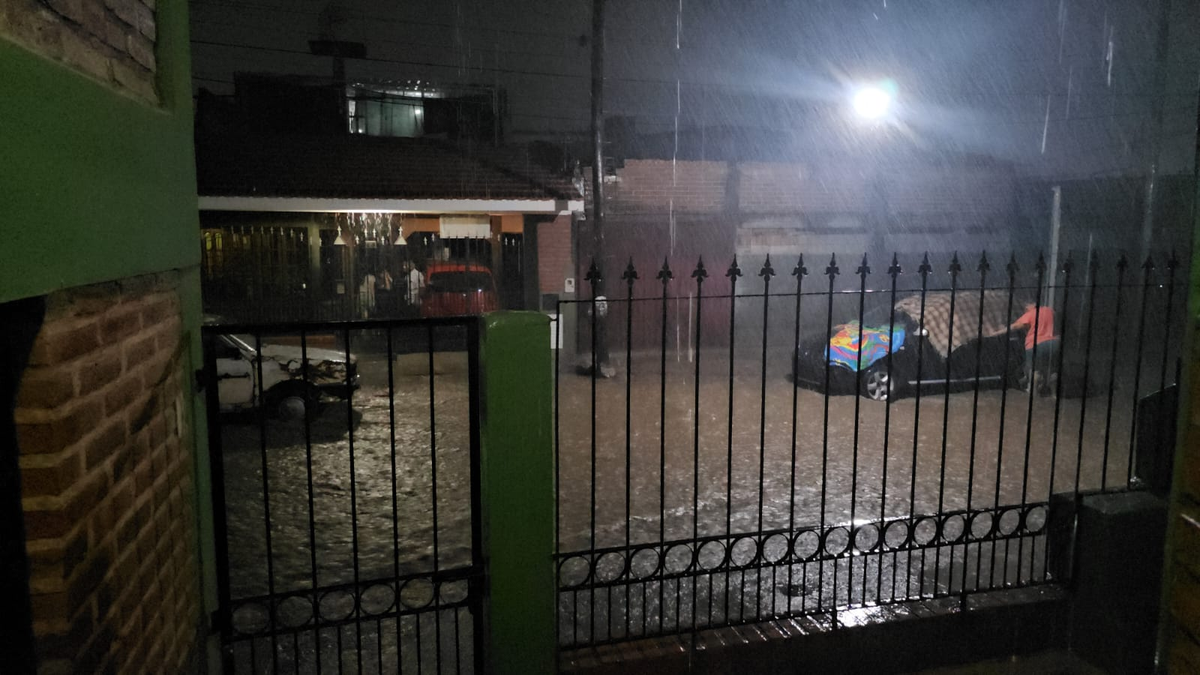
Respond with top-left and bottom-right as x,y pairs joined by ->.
419,262 -> 500,317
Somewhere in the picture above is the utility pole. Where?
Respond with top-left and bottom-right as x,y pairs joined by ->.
589,0 -> 611,375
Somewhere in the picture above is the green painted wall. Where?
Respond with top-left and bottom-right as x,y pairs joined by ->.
0,0 -> 199,304
479,312 -> 556,675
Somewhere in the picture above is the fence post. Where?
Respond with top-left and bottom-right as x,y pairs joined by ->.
479,311 -> 555,675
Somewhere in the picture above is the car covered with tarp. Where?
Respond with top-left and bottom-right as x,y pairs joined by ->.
794,290 -> 1028,400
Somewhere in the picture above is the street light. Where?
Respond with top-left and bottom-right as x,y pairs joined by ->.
852,85 -> 893,120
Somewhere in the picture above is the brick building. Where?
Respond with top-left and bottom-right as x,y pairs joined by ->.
575,151 -> 1032,350
577,145 -> 1192,350
2,1 -> 207,673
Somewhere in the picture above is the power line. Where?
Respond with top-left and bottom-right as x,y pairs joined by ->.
189,0 -> 1200,71
192,37 -> 1196,103
190,38 -> 589,80
188,0 -> 587,42
190,16 -> 586,62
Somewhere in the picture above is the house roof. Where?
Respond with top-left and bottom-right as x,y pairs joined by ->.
195,133 -> 580,203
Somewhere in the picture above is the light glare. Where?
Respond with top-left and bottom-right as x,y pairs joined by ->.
852,86 -> 892,120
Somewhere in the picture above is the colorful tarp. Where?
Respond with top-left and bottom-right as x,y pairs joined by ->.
825,321 -> 906,371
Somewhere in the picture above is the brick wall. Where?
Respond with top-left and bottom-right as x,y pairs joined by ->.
538,214 -> 572,295
602,159 -> 1013,220
0,0 -> 158,102
740,162 -> 873,214
1166,300 -> 1200,672
606,160 -> 730,214
14,272 -> 200,674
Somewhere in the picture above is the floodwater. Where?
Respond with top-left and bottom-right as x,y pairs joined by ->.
216,336 -> 1165,668
552,347 -> 1153,645
219,352 -> 476,675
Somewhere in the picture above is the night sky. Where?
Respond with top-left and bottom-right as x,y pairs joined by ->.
189,0 -> 1199,177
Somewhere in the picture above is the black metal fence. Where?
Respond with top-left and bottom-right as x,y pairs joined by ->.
202,317 -> 483,674
554,250 -> 1183,648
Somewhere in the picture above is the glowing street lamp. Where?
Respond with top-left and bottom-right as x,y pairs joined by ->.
850,81 -> 896,121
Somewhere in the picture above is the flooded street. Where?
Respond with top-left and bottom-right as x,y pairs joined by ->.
555,349 -> 1139,554
219,351 -> 477,674
552,347 -> 1149,643
215,335 -> 1156,661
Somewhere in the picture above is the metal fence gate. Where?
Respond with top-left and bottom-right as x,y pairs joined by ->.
554,250 -> 1183,649
202,317 -> 484,674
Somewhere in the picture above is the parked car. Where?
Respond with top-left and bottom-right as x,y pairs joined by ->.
419,262 -> 499,317
794,297 -> 1029,401
211,333 -> 359,419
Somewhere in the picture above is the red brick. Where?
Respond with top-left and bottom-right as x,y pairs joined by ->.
1176,510 -> 1200,579
104,0 -> 139,27
29,321 -> 101,366
17,365 -> 77,409
73,622 -> 115,675
1170,626 -> 1200,674
153,478 -> 169,512
63,527 -> 89,579
139,295 -> 176,326
30,591 -> 69,625
66,546 -> 110,618
103,374 -> 142,417
67,471 -> 110,525
125,32 -> 154,71
110,441 -> 135,483
35,605 -> 94,663
121,330 -> 156,366
1172,568 -> 1200,634
24,506 -> 72,541
128,390 -> 162,435
79,0 -> 110,37
16,399 -> 104,454
110,56 -> 155,101
99,307 -> 142,343
134,459 -> 153,495
116,512 -> 138,549
78,349 -> 124,396
45,0 -> 85,24
85,421 -> 128,471
132,0 -> 154,39
20,453 -> 82,498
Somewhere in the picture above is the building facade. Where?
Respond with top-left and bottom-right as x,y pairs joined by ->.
1,1 -> 208,672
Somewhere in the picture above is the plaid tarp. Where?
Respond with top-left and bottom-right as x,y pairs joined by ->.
893,290 -> 1014,358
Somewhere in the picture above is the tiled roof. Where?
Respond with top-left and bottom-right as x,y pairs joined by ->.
195,133 -> 580,201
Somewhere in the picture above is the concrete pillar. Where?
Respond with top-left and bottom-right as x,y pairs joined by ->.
479,312 -> 555,675
522,214 -> 547,310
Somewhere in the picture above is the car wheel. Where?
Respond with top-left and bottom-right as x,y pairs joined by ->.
862,367 -> 894,401
270,386 -> 318,421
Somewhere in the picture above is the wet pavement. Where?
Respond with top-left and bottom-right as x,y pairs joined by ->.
215,339 -> 1158,666
551,347 -> 1146,644
555,348 -> 1140,553
218,354 -> 476,674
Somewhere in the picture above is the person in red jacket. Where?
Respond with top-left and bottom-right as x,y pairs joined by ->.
1012,302 -> 1058,395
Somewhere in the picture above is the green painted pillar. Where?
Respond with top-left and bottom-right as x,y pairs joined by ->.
479,312 -> 555,675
